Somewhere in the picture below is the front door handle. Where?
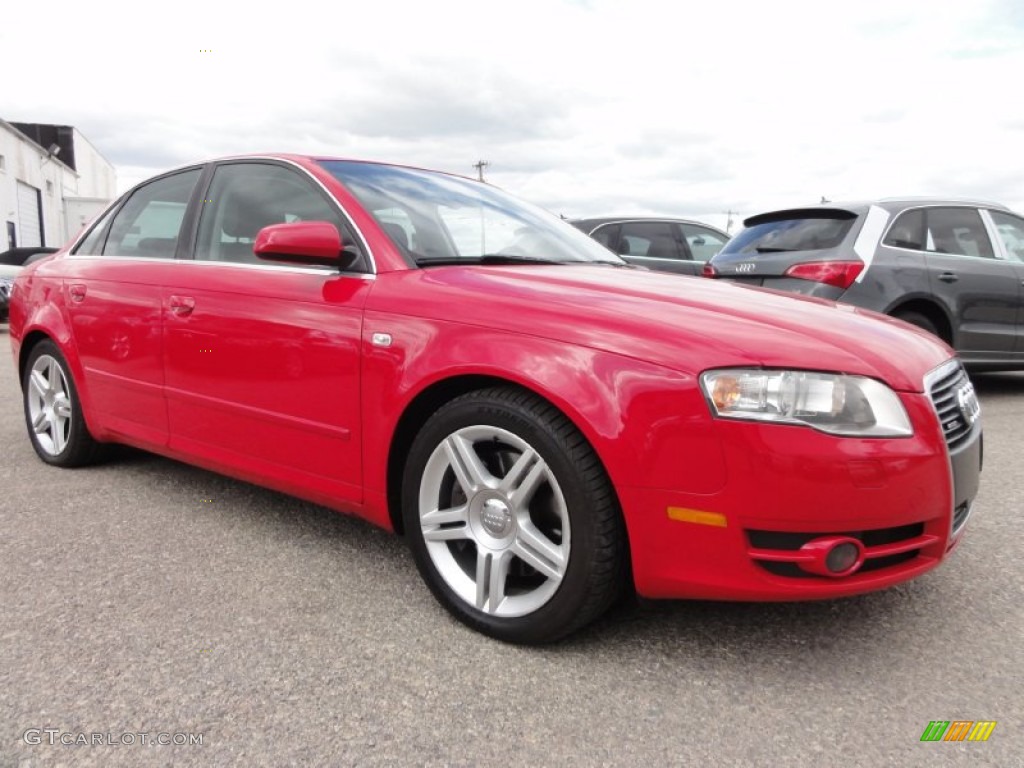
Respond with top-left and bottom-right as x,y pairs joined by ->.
169,295 -> 196,316
69,283 -> 87,302
937,272 -> 959,283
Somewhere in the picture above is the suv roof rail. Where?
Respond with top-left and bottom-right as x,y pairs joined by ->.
875,196 -> 1010,210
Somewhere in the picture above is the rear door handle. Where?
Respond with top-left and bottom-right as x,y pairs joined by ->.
169,295 -> 196,316
69,283 -> 87,302
938,272 -> 959,283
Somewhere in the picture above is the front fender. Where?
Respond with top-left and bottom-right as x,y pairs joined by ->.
362,312 -> 728,502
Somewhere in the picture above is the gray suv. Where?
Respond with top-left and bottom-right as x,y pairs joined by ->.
705,199 -> 1024,370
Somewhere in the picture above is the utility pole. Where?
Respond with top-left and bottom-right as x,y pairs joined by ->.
722,209 -> 740,234
473,160 -> 489,182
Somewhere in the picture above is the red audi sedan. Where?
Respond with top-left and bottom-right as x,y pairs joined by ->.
8,155 -> 982,643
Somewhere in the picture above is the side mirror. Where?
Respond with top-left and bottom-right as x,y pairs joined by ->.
254,221 -> 348,267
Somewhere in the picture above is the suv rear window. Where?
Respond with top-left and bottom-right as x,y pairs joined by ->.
720,210 -> 856,255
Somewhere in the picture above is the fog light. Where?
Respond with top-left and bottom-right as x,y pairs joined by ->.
795,536 -> 864,577
826,542 -> 860,574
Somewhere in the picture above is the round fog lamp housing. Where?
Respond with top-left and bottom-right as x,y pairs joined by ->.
796,536 -> 865,577
825,542 -> 861,574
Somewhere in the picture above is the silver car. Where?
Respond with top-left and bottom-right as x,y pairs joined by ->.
705,199 -> 1024,370
570,216 -> 730,275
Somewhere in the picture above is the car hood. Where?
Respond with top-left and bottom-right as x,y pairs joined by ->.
370,265 -> 952,393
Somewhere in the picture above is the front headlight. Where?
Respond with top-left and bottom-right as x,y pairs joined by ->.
700,369 -> 913,437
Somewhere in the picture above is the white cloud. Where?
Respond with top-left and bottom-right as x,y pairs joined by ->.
2,0 -> 1022,231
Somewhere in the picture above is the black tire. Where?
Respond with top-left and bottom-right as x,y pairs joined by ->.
893,310 -> 940,339
402,386 -> 626,644
22,340 -> 106,467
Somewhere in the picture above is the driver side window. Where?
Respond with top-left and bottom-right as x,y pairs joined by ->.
989,210 -> 1024,262
195,163 -> 365,269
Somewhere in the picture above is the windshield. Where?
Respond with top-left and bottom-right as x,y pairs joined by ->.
318,160 -> 625,266
721,212 -> 856,255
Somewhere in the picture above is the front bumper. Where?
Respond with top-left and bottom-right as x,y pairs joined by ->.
622,384 -> 981,601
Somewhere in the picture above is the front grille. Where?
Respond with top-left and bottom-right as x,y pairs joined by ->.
926,362 -> 975,450
746,523 -> 931,580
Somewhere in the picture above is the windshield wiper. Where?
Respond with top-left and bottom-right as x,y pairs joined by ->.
413,254 -> 634,268
478,254 -> 567,265
413,254 -> 568,267
480,254 -> 635,268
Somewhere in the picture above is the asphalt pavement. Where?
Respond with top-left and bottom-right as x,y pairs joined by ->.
1,327 -> 1021,767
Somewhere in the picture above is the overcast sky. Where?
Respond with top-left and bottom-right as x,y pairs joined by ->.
3,0 -> 1023,231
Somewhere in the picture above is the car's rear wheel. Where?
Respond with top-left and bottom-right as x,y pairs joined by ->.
402,387 -> 626,644
893,310 -> 940,339
23,340 -> 105,467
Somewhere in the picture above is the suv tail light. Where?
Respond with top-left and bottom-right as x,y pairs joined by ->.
784,261 -> 864,289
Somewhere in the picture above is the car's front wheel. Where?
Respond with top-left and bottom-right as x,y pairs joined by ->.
23,340 -> 105,467
402,387 -> 626,644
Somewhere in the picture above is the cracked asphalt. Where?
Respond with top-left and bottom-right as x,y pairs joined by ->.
1,328 -> 1021,767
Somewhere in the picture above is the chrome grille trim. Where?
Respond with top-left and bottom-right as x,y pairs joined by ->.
924,360 -> 976,451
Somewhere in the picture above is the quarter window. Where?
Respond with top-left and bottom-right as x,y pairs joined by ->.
195,163 -> 363,268
883,209 -> 925,250
588,224 -> 619,251
101,169 -> 201,258
989,210 -> 1024,262
74,206 -> 118,255
678,224 -> 727,262
924,208 -> 994,259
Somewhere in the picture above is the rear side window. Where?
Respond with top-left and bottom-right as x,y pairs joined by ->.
101,170 -> 201,258
882,209 -> 925,250
925,208 -> 994,259
721,211 -> 856,255
618,221 -> 682,259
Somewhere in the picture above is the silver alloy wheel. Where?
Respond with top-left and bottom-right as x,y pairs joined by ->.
27,354 -> 73,456
418,425 -> 571,617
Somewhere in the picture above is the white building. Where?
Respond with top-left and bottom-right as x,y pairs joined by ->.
0,119 -> 117,251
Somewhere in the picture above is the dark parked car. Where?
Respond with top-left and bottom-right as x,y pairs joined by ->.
570,217 -> 729,275
0,247 -> 59,267
1,248 -> 58,322
704,199 -> 1024,370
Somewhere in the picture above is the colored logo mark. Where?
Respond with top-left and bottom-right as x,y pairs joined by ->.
920,720 -> 996,742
